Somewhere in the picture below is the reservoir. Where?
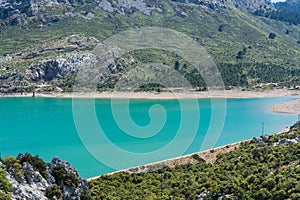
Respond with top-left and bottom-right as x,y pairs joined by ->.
0,96 -> 297,178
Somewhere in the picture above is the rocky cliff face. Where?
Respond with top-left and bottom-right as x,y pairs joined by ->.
0,0 -> 162,25
0,0 -> 86,25
0,34 -> 101,93
0,0 -> 33,19
0,32 -> 136,93
0,53 -> 96,93
0,0 -> 82,18
25,53 -> 95,82
0,154 -> 89,200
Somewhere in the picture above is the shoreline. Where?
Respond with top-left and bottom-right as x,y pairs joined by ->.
87,127 -> 290,181
1,89 -> 299,99
87,140 -> 246,181
2,89 -> 299,115
272,98 -> 300,114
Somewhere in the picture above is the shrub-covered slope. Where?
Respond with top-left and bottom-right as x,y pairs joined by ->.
89,123 -> 300,199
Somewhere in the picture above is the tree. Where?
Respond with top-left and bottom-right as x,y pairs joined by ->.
174,61 -> 180,70
268,33 -> 276,39
0,168 -> 12,193
240,74 -> 248,87
254,188 -> 271,199
236,47 -> 247,59
218,24 -> 225,32
285,29 -> 290,34
19,153 -> 48,179
236,51 -> 244,59
0,191 -> 11,200
80,190 -> 93,200
45,184 -> 63,199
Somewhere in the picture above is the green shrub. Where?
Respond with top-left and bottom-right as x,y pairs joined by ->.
80,190 -> 93,200
19,153 -> 48,179
89,127 -> 300,199
191,154 -> 205,162
45,184 -> 62,200
51,166 -> 66,182
0,168 -> 12,200
0,191 -> 11,200
0,168 -> 12,193
3,157 -> 24,178
51,166 -> 79,187
63,173 -> 80,187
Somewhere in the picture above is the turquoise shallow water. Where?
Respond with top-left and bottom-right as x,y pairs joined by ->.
0,96 -> 298,178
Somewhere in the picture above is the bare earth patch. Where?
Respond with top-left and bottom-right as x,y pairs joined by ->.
1,89 -> 300,99
272,98 -> 300,114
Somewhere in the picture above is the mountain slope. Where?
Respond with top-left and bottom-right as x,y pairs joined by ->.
254,0 -> 300,25
0,0 -> 299,93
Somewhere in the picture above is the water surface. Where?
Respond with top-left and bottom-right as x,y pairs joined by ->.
0,96 -> 297,177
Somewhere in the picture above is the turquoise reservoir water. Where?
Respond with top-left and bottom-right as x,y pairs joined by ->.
0,96 -> 297,178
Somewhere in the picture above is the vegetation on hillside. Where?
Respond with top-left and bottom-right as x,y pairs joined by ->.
254,0 -> 300,25
89,123 -> 300,199
0,0 -> 300,92
0,168 -> 12,200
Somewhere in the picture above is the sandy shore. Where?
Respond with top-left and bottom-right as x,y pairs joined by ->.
2,89 -> 299,115
1,89 -> 299,99
272,98 -> 300,114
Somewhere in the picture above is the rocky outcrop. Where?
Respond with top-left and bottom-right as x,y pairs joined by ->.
254,124 -> 300,147
0,0 -> 273,25
97,0 -> 162,16
25,53 -> 96,82
278,137 -> 298,145
0,0 -> 82,19
195,191 -> 208,200
7,162 -> 49,200
0,0 -> 84,25
22,162 -> 48,187
48,157 -> 89,200
0,31 -> 137,94
0,53 -> 95,93
0,0 -> 164,19
0,154 -> 89,200
0,0 -> 33,20
171,0 -> 272,11
0,34 -> 99,93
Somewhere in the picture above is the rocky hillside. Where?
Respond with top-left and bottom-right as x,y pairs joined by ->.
0,0 -> 83,25
0,0 -> 299,93
0,153 -> 91,199
171,0 -> 273,11
0,0 -> 271,25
